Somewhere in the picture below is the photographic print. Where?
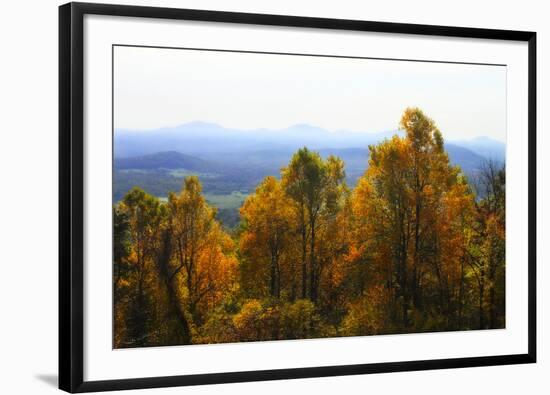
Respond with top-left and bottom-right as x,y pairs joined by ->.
112,45 -> 506,348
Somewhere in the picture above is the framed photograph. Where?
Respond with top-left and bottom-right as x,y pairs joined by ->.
59,2 -> 536,392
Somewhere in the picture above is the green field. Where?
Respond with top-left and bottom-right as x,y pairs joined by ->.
155,191 -> 247,229
204,191 -> 248,209
158,191 -> 247,209
168,168 -> 219,179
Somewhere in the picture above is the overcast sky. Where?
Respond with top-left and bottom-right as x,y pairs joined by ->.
114,45 -> 506,142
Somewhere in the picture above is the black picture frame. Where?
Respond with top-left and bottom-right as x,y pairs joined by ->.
59,2 -> 537,393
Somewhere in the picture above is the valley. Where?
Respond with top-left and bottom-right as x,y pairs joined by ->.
114,122 -> 505,228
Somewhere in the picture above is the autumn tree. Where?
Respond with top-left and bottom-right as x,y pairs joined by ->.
348,107 -> 477,331
113,206 -> 131,346
168,176 -> 237,326
240,176 -> 294,299
117,187 -> 165,346
467,160 -> 506,328
113,206 -> 131,307
114,178 -> 237,346
281,149 -> 347,302
281,148 -> 318,300
314,156 -> 350,323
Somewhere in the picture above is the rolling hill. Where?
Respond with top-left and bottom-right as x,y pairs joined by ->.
115,151 -> 215,172
113,123 -> 503,228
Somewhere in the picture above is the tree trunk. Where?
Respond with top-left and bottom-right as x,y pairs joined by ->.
157,228 -> 191,344
270,252 -> 277,297
412,199 -> 421,311
479,269 -> 485,329
289,258 -> 296,301
301,208 -> 307,299
309,216 -> 317,302
276,256 -> 281,299
458,254 -> 465,329
488,256 -> 496,328
400,228 -> 409,328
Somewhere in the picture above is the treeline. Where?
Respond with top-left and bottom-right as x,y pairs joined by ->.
113,108 -> 505,348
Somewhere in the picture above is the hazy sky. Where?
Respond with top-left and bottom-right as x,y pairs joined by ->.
114,46 -> 506,142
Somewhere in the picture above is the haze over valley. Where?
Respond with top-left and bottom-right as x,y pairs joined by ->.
114,122 -> 505,228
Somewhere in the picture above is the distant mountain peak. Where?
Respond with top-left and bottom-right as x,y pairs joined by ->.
449,136 -> 505,162
114,122 -> 504,162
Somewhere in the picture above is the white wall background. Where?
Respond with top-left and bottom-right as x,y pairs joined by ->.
0,0 -> 546,393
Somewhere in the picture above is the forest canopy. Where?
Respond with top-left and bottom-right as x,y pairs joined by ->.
113,108 -> 505,348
